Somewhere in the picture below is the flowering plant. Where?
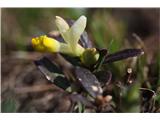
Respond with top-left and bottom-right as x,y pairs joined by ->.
32,16 -> 99,66
32,15 -> 144,112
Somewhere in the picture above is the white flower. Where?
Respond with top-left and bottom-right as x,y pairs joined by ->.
55,16 -> 87,56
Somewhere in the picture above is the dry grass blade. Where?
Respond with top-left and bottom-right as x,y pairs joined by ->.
14,84 -> 61,94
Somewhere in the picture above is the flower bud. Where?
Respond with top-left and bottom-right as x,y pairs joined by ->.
81,48 -> 100,66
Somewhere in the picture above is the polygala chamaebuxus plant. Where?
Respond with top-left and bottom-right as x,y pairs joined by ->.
32,15 -> 145,112
32,16 -> 100,66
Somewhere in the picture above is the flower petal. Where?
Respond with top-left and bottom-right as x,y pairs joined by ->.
55,16 -> 70,43
68,16 -> 87,50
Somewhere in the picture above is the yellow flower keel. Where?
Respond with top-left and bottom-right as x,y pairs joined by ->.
32,35 -> 60,53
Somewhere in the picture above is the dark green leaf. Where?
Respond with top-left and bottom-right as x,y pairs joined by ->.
34,56 -> 70,89
94,48 -> 108,70
104,49 -> 144,63
94,70 -> 112,87
74,66 -> 103,98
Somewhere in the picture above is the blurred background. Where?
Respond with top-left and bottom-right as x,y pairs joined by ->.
1,8 -> 160,112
